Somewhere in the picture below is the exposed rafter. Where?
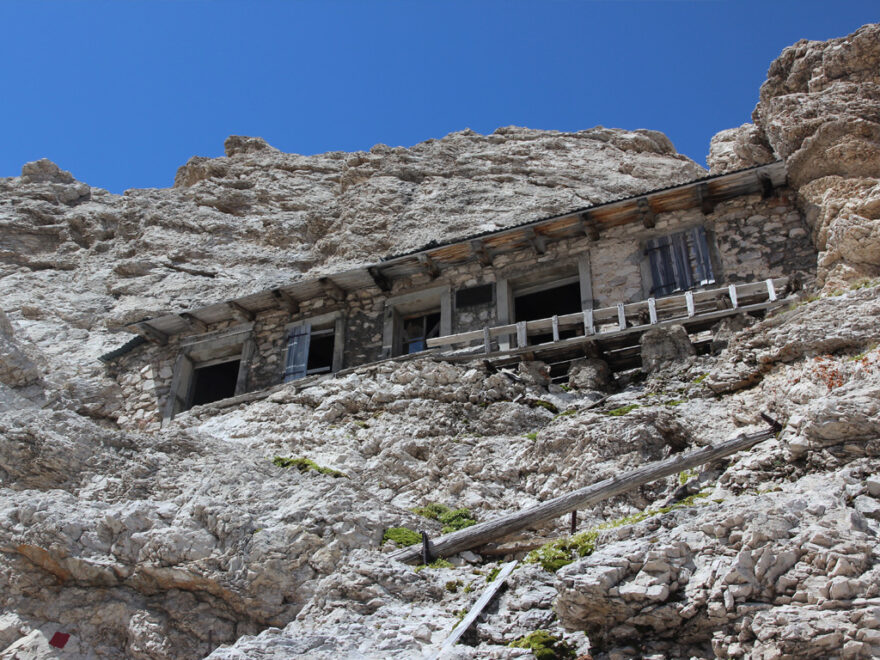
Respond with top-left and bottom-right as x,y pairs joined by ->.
319,277 -> 346,302
696,183 -> 716,215
470,239 -> 493,267
757,172 -> 774,199
577,212 -> 600,241
271,288 -> 300,314
367,266 -> 392,292
179,312 -> 208,334
637,198 -> 656,229
134,322 -> 168,345
523,227 -> 546,254
227,300 -> 255,322
418,254 -> 441,279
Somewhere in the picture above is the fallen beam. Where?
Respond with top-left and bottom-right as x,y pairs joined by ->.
427,560 -> 518,660
390,418 -> 781,563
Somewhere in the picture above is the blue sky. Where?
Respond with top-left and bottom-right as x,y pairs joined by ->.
0,1 -> 876,193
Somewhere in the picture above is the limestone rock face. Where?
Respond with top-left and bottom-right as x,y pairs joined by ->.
718,22 -> 880,289
707,123 -> 775,173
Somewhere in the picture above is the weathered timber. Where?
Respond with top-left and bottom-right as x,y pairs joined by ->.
638,197 -> 656,228
134,322 -> 168,345
470,239 -> 493,267
390,420 -> 780,563
427,560 -> 518,660
271,288 -> 299,314
179,313 -> 208,334
417,254 -> 440,279
319,277 -> 346,302
367,266 -> 391,292
523,227 -> 546,254
227,300 -> 255,322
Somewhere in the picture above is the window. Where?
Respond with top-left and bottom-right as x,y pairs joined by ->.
644,226 -> 715,297
283,324 -> 337,382
400,311 -> 441,354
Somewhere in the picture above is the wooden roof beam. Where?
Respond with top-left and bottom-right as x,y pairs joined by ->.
757,172 -> 775,199
134,322 -> 168,345
271,288 -> 300,314
577,212 -> 600,241
637,198 -> 656,229
367,266 -> 392,292
696,183 -> 716,215
523,227 -> 546,254
417,254 -> 441,279
179,312 -> 208,334
470,239 -> 493,267
227,300 -> 255,322
319,277 -> 346,302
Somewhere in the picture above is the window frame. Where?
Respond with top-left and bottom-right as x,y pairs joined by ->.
642,225 -> 717,299
282,311 -> 345,383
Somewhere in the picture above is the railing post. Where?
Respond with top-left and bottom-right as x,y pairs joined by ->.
583,309 -> 594,335
766,278 -> 777,302
728,283 -> 739,309
617,303 -> 626,331
551,315 -> 560,342
685,291 -> 695,317
516,321 -> 527,348
648,298 -> 657,324
483,327 -> 491,354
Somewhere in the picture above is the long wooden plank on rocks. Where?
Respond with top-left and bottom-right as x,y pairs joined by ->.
427,560 -> 518,660
391,421 -> 780,564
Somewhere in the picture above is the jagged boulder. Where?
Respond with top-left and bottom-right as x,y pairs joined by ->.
640,324 -> 696,373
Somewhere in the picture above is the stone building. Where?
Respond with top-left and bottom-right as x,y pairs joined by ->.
101,161 -> 815,429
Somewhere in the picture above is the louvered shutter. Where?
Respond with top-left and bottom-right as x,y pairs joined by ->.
283,324 -> 311,382
670,232 -> 693,292
646,236 -> 676,297
690,226 -> 715,285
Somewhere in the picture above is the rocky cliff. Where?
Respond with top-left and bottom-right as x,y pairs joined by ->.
2,24 -> 880,660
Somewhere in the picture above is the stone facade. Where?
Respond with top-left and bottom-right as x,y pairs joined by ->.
107,185 -> 815,429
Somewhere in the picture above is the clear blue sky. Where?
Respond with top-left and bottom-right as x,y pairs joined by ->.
0,1 -> 876,193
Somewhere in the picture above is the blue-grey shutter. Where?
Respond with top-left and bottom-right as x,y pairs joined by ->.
283,324 -> 311,382
646,236 -> 676,296
690,226 -> 714,285
670,232 -> 693,292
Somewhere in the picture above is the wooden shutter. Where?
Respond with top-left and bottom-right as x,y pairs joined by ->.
646,236 -> 676,297
283,324 -> 311,382
690,226 -> 715,285
670,232 -> 693,292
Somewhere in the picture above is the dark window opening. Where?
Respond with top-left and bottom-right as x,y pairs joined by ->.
401,311 -> 441,354
646,226 -> 715,298
514,281 -> 582,345
456,284 -> 494,308
307,331 -> 335,375
284,325 -> 337,382
190,359 -> 240,407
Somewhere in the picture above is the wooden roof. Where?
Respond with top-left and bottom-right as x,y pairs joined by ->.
125,161 -> 787,344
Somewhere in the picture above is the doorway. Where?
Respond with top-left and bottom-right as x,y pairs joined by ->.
514,279 -> 582,345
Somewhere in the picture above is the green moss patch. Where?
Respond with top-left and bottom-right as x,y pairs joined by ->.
527,491 -> 712,572
412,502 -> 477,533
530,399 -> 560,414
603,403 -> 640,416
509,630 -> 576,660
272,456 -> 347,478
382,526 -> 420,547
414,558 -> 454,572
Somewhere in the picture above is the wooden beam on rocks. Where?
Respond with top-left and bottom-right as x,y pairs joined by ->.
227,300 -> 255,322
523,227 -> 546,255
390,416 -> 782,564
134,322 -> 168,345
179,312 -> 208,334
367,266 -> 392,292
271,288 -> 299,314
319,277 -> 346,302
470,239 -> 493,267
638,197 -> 656,229
417,254 -> 441,279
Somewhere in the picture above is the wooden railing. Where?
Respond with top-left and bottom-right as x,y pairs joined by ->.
427,277 -> 789,353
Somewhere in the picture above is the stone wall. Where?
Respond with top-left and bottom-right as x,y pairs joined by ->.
106,185 -> 815,428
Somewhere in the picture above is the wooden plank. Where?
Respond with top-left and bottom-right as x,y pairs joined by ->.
427,560 -> 518,660
523,227 -> 546,254
638,197 -> 656,228
179,312 -> 208,334
319,277 -> 346,302
367,266 -> 392,292
391,420 -> 780,563
470,239 -> 493,267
